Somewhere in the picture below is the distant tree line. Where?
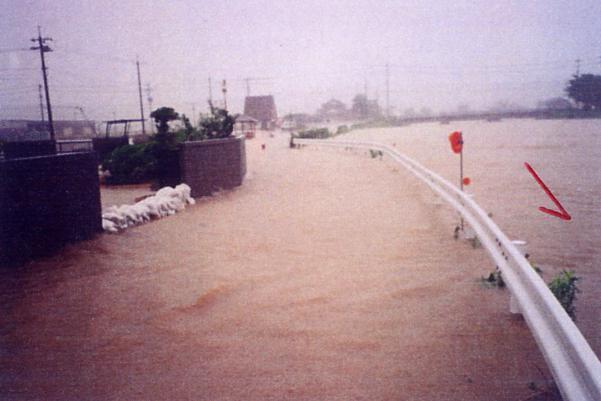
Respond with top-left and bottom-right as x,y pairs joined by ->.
313,95 -> 382,121
566,74 -> 601,111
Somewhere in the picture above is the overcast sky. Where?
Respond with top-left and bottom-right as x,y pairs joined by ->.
1,0 -> 600,121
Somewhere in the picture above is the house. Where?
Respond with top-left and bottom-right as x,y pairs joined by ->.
234,115 -> 258,138
243,95 -> 277,130
317,98 -> 349,120
281,113 -> 316,131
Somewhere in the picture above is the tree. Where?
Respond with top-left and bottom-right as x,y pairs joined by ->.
150,107 -> 180,187
198,102 -> 235,139
317,98 -> 348,119
178,113 -> 202,141
151,107 -> 179,133
403,108 -> 416,118
537,97 -> 572,110
566,74 -> 601,111
419,107 -> 433,117
351,94 -> 369,119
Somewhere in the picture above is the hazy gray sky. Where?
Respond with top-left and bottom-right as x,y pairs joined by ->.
1,0 -> 600,121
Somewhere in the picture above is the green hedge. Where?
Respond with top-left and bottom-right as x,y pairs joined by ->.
336,125 -> 349,135
103,141 -> 181,186
297,128 -> 331,139
102,143 -> 159,184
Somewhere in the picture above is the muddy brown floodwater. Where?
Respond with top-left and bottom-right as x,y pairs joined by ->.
3,119 -> 597,400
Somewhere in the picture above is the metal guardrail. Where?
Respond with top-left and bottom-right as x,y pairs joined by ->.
56,139 -> 94,153
294,137 -> 601,401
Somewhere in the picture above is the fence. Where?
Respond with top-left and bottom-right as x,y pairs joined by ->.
293,137 -> 601,401
56,139 -> 94,153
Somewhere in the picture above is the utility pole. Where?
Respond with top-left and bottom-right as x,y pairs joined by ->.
222,79 -> 228,111
575,58 -> 581,77
385,63 -> 390,118
146,83 -> 154,133
186,102 -> 196,121
208,76 -> 213,106
30,26 -> 54,140
38,84 -> 45,122
136,57 -> 146,135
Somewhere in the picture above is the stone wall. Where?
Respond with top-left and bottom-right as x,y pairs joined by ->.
179,136 -> 246,197
0,152 -> 102,266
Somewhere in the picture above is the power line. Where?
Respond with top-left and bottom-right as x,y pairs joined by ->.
58,48 -> 138,64
0,48 -> 30,53
0,67 -> 38,71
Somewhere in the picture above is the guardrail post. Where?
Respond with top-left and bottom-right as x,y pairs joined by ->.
509,240 -> 528,314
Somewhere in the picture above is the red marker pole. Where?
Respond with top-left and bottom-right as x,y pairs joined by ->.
448,130 -> 465,231
460,145 -> 464,191
460,145 -> 464,230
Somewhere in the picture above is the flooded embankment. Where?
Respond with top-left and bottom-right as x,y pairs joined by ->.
3,121 -> 596,400
342,118 -> 601,359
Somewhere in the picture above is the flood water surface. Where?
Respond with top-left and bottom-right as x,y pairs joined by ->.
2,120 -> 598,400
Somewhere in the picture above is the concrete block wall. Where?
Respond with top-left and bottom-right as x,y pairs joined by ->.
179,136 -> 246,197
0,152 -> 102,266
3,140 -> 56,159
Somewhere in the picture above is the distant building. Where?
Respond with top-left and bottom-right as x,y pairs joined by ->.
317,98 -> 349,121
0,120 -> 96,142
243,95 -> 277,130
281,113 -> 316,131
234,115 -> 258,138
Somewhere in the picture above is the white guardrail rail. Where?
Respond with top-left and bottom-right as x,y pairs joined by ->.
293,137 -> 601,401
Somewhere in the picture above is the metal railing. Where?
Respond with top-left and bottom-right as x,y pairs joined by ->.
294,137 -> 601,401
56,139 -> 94,153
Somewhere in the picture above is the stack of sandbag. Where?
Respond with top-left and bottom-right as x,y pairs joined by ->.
102,184 -> 196,233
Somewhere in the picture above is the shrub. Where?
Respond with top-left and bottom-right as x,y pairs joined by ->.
103,142 -> 159,184
177,114 -> 204,142
297,127 -> 330,139
198,104 -> 235,140
369,149 -> 383,159
336,125 -> 349,135
482,269 -> 505,288
548,270 -> 580,319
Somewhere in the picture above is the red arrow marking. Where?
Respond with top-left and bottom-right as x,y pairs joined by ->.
524,162 -> 571,221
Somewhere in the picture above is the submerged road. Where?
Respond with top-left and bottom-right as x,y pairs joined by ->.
1,132 -> 552,400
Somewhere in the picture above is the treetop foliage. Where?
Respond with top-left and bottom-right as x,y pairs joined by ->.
566,74 -> 601,111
